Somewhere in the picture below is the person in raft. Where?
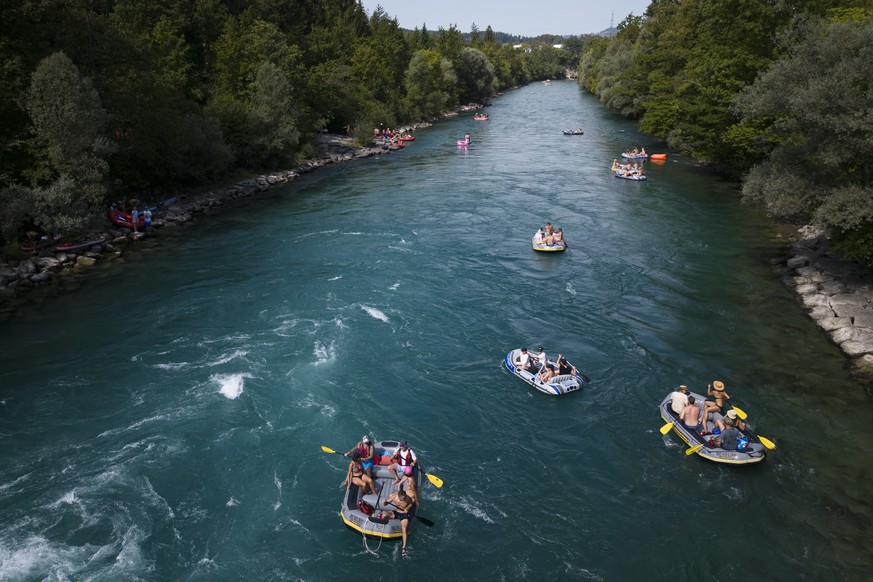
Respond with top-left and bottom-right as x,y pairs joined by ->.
344,452 -> 377,496
388,440 -> 417,484
670,385 -> 690,415
382,489 -> 416,557
344,435 -> 375,478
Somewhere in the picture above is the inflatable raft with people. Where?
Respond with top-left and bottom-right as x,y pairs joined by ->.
338,439 -> 427,540
659,390 -> 772,464
504,349 -> 590,395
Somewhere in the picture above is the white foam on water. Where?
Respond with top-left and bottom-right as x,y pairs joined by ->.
565,282 -> 577,297
226,497 -> 239,507
313,340 -> 336,365
154,361 -> 190,371
360,305 -> 389,323
457,497 -> 494,524
273,472 -> 283,511
208,350 -> 249,367
0,534 -> 91,580
389,282 -> 400,290
212,373 -> 248,400
328,275 -> 342,281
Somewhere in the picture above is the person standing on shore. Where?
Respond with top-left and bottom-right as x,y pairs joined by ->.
131,206 -> 140,233
143,208 -> 153,234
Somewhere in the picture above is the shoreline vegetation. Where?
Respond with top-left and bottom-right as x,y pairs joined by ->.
0,104 -> 479,312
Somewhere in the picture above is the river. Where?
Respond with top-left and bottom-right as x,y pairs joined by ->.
1,80 -> 871,581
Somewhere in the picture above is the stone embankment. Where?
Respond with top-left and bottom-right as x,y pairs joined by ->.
0,106 -> 481,306
776,225 -> 873,384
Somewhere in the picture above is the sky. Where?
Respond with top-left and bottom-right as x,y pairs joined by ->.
358,0 -> 652,37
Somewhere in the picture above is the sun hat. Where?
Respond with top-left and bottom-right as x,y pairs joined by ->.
713,380 -> 725,391
399,440 -> 408,447
724,416 -> 734,426
678,384 -> 688,391
362,435 -> 371,444
725,410 -> 738,420
403,466 -> 413,475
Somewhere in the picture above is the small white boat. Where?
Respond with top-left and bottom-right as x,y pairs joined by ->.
614,172 -> 647,181
504,350 -> 589,395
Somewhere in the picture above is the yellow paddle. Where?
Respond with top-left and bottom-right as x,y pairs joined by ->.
758,435 -> 776,450
731,406 -> 748,420
321,446 -> 444,488
685,444 -> 704,456
727,407 -> 775,448
660,421 -> 674,435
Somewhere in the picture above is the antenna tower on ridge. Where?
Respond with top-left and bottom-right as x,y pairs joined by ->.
610,11 -> 614,29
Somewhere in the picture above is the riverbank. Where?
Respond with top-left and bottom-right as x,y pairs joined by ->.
0,105 -> 481,316
776,225 -> 873,387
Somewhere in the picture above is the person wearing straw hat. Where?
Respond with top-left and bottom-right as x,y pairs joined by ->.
724,409 -> 746,431
703,380 -> 730,433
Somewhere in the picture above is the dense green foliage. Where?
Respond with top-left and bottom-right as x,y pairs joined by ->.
580,1 -> 873,260
0,0 -> 572,250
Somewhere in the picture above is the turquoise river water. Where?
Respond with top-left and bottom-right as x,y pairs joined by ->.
1,80 -> 872,581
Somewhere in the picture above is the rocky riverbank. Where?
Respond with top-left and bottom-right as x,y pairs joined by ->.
0,106 -> 482,312
776,225 -> 873,385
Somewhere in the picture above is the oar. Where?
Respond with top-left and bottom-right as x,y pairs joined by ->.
758,435 -> 776,450
385,501 -> 435,527
321,446 -> 444,488
660,421 -> 674,435
728,407 -> 776,448
731,406 -> 748,420
685,444 -> 704,456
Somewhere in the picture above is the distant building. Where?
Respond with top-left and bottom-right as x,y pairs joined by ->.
552,44 -> 564,49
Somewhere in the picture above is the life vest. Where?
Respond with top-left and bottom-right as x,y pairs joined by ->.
396,449 -> 414,466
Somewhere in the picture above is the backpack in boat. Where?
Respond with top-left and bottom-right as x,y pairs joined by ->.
737,436 -> 750,451
357,499 -> 374,515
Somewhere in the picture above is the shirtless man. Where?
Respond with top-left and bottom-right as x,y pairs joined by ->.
544,222 -> 554,237
680,396 -> 703,432
382,489 -> 416,557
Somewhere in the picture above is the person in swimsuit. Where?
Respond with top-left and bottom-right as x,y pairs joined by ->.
680,396 -> 703,431
703,380 -> 730,433
538,363 -> 556,383
382,489 -> 416,556
344,452 -> 376,496
344,435 -> 375,478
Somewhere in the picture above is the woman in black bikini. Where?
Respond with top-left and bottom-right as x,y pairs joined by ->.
343,452 -> 376,496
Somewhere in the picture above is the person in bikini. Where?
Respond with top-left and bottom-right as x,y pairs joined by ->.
344,435 -> 375,478
382,489 -> 416,556
703,380 -> 730,433
343,452 -> 377,496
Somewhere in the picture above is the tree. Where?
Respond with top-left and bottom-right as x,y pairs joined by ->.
455,47 -> 495,103
736,16 -> 873,259
248,62 -> 300,165
24,51 -> 115,233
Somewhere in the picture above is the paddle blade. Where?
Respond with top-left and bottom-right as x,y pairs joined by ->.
660,422 -> 674,435
685,444 -> 704,456
321,446 -> 338,454
732,406 -> 748,420
426,473 -> 444,488
758,435 -> 776,450
415,514 -> 435,527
